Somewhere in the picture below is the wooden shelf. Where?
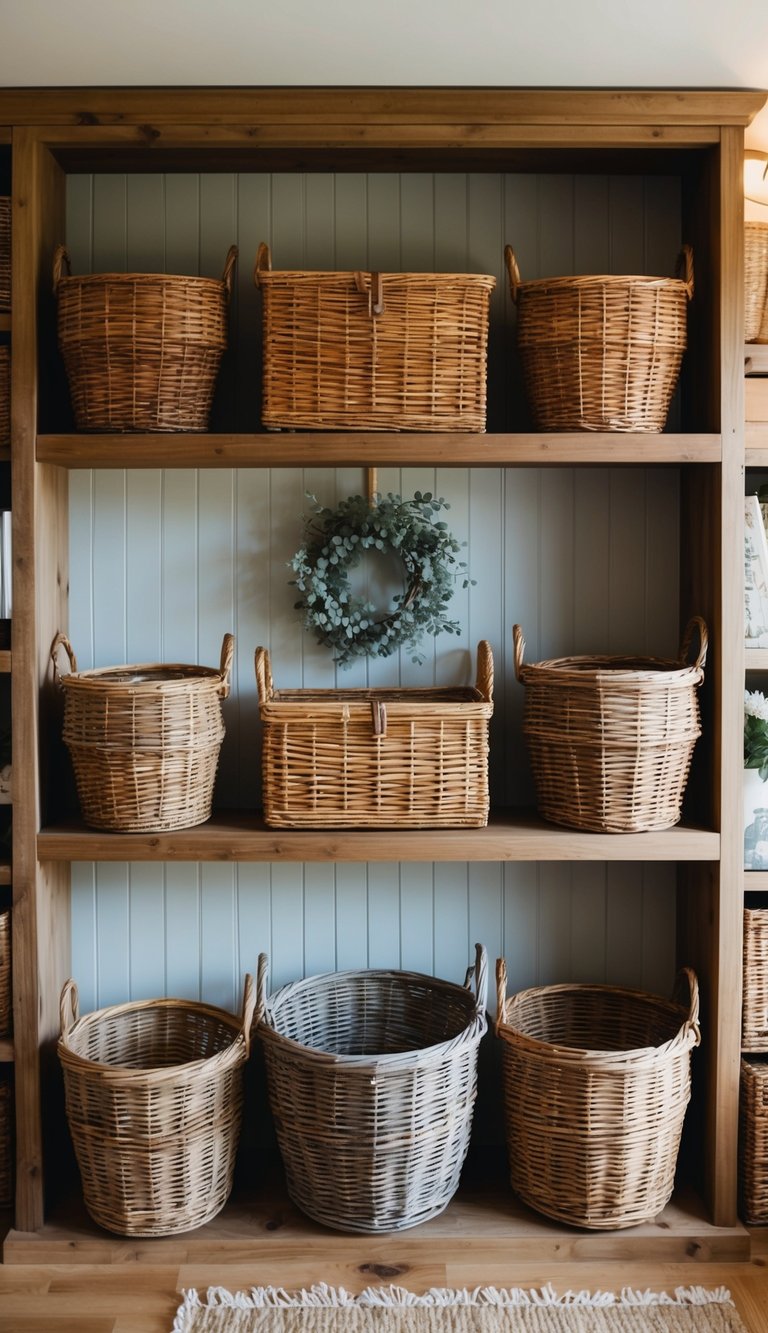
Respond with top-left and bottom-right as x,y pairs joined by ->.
745,649 -> 768,670
36,432 -> 723,470
0,1038 -> 13,1062
37,810 -> 720,864
0,315 -> 10,334
2,1176 -> 749,1266
744,871 -> 768,891
0,651 -> 11,674
745,343 -> 768,376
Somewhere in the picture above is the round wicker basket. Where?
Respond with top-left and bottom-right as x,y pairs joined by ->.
58,975 -> 255,1236
52,632 -> 233,832
256,947 -> 488,1233
54,243 -> 237,432
514,618 -> 707,833
746,221 -> 768,343
496,960 -> 700,1230
506,243 -> 693,432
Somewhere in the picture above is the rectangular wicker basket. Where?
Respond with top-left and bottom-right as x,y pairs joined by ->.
0,347 -> 8,448
0,198 -> 9,311
740,1056 -> 768,1224
746,222 -> 768,343
0,908 -> 10,1037
743,902 -> 768,1050
254,243 -> 496,432
255,642 -> 494,829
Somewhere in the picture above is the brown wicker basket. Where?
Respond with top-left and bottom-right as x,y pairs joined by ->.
54,243 -> 237,432
0,198 -> 9,311
0,909 -> 10,1037
0,1075 -> 11,1208
745,222 -> 768,343
740,1055 -> 768,1223
0,346 -> 8,447
256,946 -> 488,1233
496,961 -> 700,1230
743,903 -> 768,1050
513,618 -> 707,833
255,641 -> 493,829
52,632 -> 233,832
506,243 -> 693,432
254,242 -> 495,432
58,975 -> 255,1236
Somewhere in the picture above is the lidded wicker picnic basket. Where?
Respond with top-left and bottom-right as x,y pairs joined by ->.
739,1055 -> 768,1223
58,975 -> 255,1236
506,243 -> 693,432
745,222 -> 768,343
513,618 -> 707,834
256,946 -> 488,1233
0,197 -> 9,310
53,243 -> 237,432
254,242 -> 496,432
255,641 -> 493,829
52,632 -> 233,832
496,960 -> 700,1230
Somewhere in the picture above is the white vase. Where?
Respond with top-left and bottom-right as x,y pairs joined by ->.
744,766 -> 768,868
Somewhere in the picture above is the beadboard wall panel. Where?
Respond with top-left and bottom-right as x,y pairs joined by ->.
65,171 -> 683,1011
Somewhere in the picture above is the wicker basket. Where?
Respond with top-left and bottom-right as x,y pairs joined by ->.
254,242 -> 495,432
513,618 -> 707,833
58,974 -> 255,1236
255,641 -> 493,829
506,243 -> 693,432
0,346 -> 8,447
54,243 -> 237,432
0,909 -> 10,1037
496,961 -> 700,1230
740,1056 -> 768,1223
52,632 -> 233,832
0,1075 -> 11,1208
743,903 -> 768,1050
0,198 -> 9,311
745,222 -> 768,343
256,946 -> 488,1233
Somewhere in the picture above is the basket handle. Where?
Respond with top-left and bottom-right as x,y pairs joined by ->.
221,245 -> 238,299
673,967 -> 701,1047
678,616 -> 708,672
218,633 -> 235,698
475,640 -> 494,704
52,244 -> 71,294
59,979 -> 80,1036
494,956 -> 508,1035
253,242 -> 272,286
504,245 -> 521,303
354,270 -> 385,318
462,943 -> 488,1017
675,244 -> 695,300
240,972 -> 257,1056
50,631 -> 78,681
512,623 -> 526,683
256,952 -> 270,1024
254,647 -> 274,704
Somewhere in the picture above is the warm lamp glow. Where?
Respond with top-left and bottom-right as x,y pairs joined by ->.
745,150 -> 768,206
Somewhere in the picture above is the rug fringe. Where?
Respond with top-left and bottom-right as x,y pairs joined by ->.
175,1282 -> 734,1322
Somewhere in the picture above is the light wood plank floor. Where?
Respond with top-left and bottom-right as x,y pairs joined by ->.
1,1242 -> 767,1333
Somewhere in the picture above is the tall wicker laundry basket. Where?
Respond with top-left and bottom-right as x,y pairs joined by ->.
496,960 -> 700,1229
256,947 -> 488,1233
58,975 -> 255,1236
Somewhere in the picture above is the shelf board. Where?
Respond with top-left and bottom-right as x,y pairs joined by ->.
745,343 -> 768,376
2,1177 -> 749,1266
0,314 -> 10,333
746,421 -> 768,462
0,863 -> 10,885
0,1038 -> 12,1062
37,810 -> 720,864
745,649 -> 768,671
745,871 -> 768,890
36,432 -> 723,469
0,651 -> 11,673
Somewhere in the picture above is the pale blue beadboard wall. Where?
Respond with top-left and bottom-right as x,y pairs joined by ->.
66,171 -> 682,1014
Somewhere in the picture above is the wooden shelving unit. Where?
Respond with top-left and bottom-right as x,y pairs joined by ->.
0,84 -> 763,1265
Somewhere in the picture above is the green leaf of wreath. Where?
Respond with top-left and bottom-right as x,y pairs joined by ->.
289,492 -> 471,668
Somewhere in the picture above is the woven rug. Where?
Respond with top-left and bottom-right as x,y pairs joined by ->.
173,1285 -> 748,1333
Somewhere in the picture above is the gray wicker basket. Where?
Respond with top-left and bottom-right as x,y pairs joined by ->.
256,947 -> 488,1233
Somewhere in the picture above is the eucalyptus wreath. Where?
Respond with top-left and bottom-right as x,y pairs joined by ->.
289,491 -> 474,668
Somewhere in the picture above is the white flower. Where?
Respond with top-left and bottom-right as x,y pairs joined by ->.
745,689 -> 768,721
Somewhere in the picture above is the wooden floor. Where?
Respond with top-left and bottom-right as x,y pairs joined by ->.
0,1244 -> 767,1333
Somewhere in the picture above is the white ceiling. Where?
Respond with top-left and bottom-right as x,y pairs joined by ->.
1,0 -> 768,140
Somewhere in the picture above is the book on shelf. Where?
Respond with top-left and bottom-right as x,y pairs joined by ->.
745,493 -> 768,647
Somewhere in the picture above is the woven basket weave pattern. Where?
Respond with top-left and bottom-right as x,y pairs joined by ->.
257,948 -> 488,1233
53,632 -> 233,832
0,198 -> 9,311
743,906 -> 768,1050
514,620 -> 706,834
740,1056 -> 768,1223
255,244 -> 495,432
496,963 -> 700,1230
0,346 -> 9,447
0,909 -> 10,1037
507,245 -> 692,433
54,245 -> 236,432
256,642 -> 493,829
58,977 -> 254,1236
745,222 -> 768,343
